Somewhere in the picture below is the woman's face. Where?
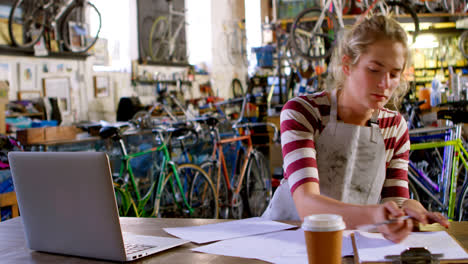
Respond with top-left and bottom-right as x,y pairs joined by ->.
344,39 -> 406,110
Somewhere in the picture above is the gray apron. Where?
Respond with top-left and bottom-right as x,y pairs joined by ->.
262,89 -> 387,220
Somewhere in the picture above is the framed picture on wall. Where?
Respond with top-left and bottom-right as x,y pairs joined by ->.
42,77 -> 71,115
93,75 -> 110,97
18,62 -> 37,91
17,90 -> 42,100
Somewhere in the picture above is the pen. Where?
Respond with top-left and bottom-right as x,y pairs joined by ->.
357,215 -> 412,232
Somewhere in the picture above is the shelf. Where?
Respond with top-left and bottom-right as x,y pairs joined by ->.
6,112 -> 44,118
134,79 -> 192,86
277,12 -> 468,26
414,66 -> 468,71
138,59 -> 191,68
0,45 -> 90,60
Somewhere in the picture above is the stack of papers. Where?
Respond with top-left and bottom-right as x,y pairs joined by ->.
354,231 -> 468,263
163,217 -> 296,244
163,217 -> 353,263
163,217 -> 468,263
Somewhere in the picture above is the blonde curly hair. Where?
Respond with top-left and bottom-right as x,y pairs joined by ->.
326,14 -> 411,109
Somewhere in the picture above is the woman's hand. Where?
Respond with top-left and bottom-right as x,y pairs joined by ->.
402,199 -> 450,229
374,201 -> 413,243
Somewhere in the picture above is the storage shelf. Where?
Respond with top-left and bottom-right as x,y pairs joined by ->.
6,112 -> 44,118
138,59 -> 190,68
0,45 -> 90,60
277,12 -> 468,25
134,79 -> 192,86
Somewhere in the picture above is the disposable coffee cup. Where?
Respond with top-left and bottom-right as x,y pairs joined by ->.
302,214 -> 346,264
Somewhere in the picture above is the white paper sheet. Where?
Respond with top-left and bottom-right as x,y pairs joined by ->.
163,217 -> 296,244
192,229 -> 354,263
354,231 -> 468,263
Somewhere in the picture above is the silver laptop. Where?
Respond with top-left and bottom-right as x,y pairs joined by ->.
8,151 -> 189,262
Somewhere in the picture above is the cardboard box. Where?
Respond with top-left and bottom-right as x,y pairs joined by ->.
17,126 -> 77,145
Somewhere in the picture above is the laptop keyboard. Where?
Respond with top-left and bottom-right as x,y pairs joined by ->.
125,243 -> 158,254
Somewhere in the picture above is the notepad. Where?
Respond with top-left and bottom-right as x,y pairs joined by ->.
353,231 -> 468,263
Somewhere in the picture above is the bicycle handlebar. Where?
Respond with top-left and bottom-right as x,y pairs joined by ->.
232,122 -> 280,143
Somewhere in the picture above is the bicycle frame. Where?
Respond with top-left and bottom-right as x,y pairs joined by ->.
212,132 -> 253,203
167,0 -> 186,58
44,0 -> 74,22
410,127 -> 468,219
114,132 -> 193,217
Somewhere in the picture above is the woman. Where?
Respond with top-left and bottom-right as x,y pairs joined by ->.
262,14 -> 449,243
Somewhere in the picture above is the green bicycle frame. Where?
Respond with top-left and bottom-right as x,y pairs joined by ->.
117,137 -> 194,217
410,139 -> 468,219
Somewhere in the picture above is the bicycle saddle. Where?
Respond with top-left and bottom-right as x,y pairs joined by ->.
167,126 -> 197,141
99,126 -> 120,139
437,109 -> 468,124
193,116 -> 219,127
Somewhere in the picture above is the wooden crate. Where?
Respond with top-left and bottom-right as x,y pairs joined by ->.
17,126 -> 77,145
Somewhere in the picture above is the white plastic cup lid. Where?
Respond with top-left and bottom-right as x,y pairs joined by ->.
301,214 -> 346,232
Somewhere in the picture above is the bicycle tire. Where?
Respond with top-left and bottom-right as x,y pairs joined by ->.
231,78 -> 244,98
386,1 -> 419,43
456,181 -> 468,221
8,0 -> 46,48
245,151 -> 272,217
189,164 -> 219,218
200,160 -> 230,218
408,178 -> 420,201
149,16 -> 169,61
320,0 -> 353,14
459,30 -> 468,60
155,163 -> 218,218
444,0 -> 468,13
61,1 -> 101,53
290,7 -> 339,61
424,0 -> 445,13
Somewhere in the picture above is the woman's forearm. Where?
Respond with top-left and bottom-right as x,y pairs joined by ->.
292,183 -> 381,229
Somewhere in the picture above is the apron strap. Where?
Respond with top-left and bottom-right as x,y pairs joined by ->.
370,110 -> 380,143
330,89 -> 338,123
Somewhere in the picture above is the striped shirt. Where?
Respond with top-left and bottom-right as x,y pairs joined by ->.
281,91 -> 410,205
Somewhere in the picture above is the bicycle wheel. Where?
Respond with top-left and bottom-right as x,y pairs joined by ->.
456,181 -> 468,221
290,7 -> 339,61
444,0 -> 468,13
459,31 -> 468,60
8,0 -> 46,48
201,160 -> 229,218
189,164 -> 219,218
149,16 -> 169,61
231,78 -> 244,98
408,178 -> 420,201
424,0 -> 445,13
386,1 -> 420,43
156,163 -> 218,218
245,151 -> 272,217
61,1 -> 101,53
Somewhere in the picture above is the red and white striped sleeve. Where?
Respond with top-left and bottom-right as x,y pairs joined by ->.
379,109 -> 410,206
280,93 -> 329,194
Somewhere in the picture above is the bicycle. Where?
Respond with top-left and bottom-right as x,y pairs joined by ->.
98,123 -> 218,219
193,95 -> 279,219
8,0 -> 101,53
148,0 -> 187,62
290,0 -> 419,61
407,105 -> 468,221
